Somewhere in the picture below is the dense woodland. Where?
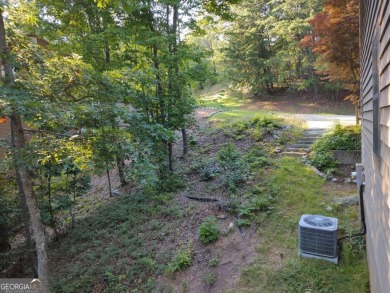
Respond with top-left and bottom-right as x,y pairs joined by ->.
0,0 -> 359,292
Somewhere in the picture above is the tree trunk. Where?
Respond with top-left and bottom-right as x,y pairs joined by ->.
106,165 -> 112,197
10,116 -> 50,292
0,219 -> 11,252
168,142 -> 173,173
355,101 -> 360,125
1,9 -> 49,291
15,149 -> 37,276
181,127 -> 188,156
116,156 -> 127,186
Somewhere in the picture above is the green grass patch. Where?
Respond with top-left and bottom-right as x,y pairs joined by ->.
197,86 -> 250,110
210,110 -> 263,123
233,157 -> 369,293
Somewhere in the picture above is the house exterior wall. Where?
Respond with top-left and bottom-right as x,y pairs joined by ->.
360,1 -> 390,292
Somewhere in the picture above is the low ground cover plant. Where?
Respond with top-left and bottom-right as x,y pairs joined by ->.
198,216 -> 220,244
310,124 -> 361,173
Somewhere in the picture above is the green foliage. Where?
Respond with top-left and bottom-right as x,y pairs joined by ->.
310,151 -> 337,172
198,216 -> 220,244
236,157 -> 368,292
208,252 -> 221,267
157,173 -> 185,193
104,272 -> 128,293
310,124 -> 361,173
218,144 -> 247,191
236,218 -> 251,227
201,272 -> 217,285
200,163 -> 219,181
221,0 -> 324,94
245,146 -> 271,171
0,183 -> 18,251
49,192 -> 179,292
218,143 -> 241,167
268,257 -> 368,293
220,114 -> 284,142
167,247 -> 192,273
312,124 -> 361,152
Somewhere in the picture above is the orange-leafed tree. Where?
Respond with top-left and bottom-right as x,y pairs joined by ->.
301,0 -> 360,121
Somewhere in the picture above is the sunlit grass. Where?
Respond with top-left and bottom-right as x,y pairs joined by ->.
196,85 -> 251,110
210,110 -> 265,123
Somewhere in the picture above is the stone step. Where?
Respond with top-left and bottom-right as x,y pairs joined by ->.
293,141 -> 314,145
304,131 -> 327,136
304,128 -> 327,132
288,143 -> 312,149
300,138 -> 319,142
282,151 -> 307,157
285,147 -> 310,152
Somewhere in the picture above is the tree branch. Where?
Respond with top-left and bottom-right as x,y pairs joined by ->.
22,129 -> 72,138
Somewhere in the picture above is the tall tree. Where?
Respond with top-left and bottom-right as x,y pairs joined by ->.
0,6 -> 49,292
221,0 -> 323,95
301,0 -> 359,121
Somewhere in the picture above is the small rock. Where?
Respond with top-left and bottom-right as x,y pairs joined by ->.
332,178 -> 338,182
217,214 -> 228,219
111,188 -> 123,196
334,195 -> 359,207
275,148 -> 282,154
228,222 -> 235,230
326,206 -> 333,211
344,178 -> 352,183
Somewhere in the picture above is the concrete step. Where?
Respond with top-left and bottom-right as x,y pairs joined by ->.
282,151 -> 307,157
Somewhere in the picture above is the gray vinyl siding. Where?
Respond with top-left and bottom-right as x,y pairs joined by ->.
361,1 -> 390,292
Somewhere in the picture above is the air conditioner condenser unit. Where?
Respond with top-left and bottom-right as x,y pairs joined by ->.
299,214 -> 338,264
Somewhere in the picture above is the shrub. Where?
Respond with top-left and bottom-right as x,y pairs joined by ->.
202,272 -> 217,285
200,163 -> 219,181
218,144 -> 247,191
310,151 -> 337,171
198,217 -> 220,244
157,173 -> 185,192
168,247 -> 192,272
208,252 -> 221,267
312,124 -> 361,152
310,124 -> 360,174
218,143 -> 241,167
251,114 -> 282,128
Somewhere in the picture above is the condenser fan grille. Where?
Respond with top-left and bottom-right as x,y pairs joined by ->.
304,216 -> 334,227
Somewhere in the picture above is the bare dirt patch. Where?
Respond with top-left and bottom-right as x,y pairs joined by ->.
151,108 -> 263,292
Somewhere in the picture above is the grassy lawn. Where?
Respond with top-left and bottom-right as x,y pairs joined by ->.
230,157 -> 369,293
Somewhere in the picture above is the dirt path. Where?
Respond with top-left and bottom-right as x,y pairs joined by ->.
195,108 -> 218,129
